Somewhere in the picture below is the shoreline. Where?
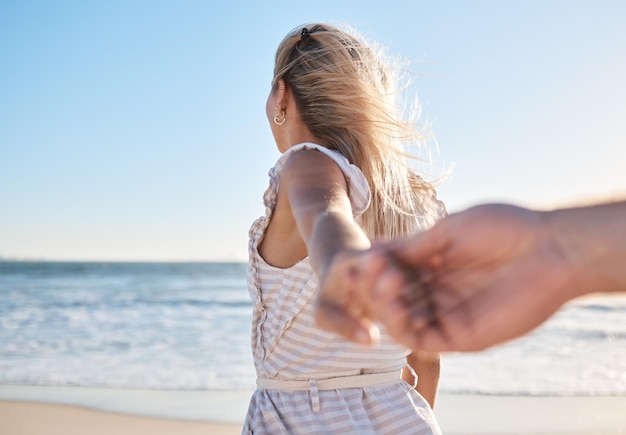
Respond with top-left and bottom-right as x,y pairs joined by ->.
1,385 -> 626,434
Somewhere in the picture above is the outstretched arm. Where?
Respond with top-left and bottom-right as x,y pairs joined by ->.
282,150 -> 369,277
280,149 -> 381,341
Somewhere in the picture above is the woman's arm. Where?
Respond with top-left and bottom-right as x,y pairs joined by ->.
281,149 -> 370,281
281,149 -> 381,341
403,351 -> 440,409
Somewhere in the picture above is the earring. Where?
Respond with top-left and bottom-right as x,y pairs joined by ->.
274,107 -> 286,125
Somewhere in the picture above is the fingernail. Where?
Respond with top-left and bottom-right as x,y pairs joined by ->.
369,325 -> 380,344
354,325 -> 380,346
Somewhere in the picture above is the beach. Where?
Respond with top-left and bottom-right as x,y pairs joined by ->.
1,386 -> 626,434
0,401 -> 239,435
2,262 -> 625,434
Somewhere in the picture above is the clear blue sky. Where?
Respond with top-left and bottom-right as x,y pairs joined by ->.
1,1 -> 624,261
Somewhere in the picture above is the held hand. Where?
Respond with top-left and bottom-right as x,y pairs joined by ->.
363,204 -> 576,352
315,250 -> 381,345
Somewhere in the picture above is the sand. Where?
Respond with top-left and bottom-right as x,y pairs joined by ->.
1,385 -> 625,434
0,401 -> 241,435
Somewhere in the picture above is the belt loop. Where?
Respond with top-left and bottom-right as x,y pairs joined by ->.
309,380 -> 320,412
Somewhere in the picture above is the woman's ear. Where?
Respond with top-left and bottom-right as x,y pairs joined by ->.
275,79 -> 288,110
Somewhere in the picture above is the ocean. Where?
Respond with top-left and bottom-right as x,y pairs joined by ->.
1,261 -> 625,397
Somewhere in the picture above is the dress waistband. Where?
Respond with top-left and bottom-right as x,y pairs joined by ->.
256,370 -> 402,392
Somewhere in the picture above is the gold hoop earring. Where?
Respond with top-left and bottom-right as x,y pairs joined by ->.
274,108 -> 286,126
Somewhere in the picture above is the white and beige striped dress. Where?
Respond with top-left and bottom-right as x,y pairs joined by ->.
243,143 -> 443,434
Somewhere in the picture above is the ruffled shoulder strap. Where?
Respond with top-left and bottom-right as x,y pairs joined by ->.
274,142 -> 371,217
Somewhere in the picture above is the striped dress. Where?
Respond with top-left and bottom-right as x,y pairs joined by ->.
243,143 -> 443,434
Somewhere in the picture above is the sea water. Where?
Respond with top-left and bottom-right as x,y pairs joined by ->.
1,261 -> 625,396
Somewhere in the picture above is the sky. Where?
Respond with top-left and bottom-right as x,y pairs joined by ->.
1,1 -> 625,262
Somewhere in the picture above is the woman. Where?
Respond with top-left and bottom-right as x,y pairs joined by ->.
244,23 -> 446,434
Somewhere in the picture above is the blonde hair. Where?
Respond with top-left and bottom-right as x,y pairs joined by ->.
272,23 -> 445,239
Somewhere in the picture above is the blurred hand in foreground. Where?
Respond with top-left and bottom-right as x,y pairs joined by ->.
316,201 -> 626,352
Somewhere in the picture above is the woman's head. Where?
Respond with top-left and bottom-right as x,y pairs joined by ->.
269,23 -> 444,238
269,24 -> 401,159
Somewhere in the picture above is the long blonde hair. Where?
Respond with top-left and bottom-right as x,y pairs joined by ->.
272,23 -> 445,239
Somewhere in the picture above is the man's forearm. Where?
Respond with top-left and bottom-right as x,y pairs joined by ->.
547,200 -> 626,297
